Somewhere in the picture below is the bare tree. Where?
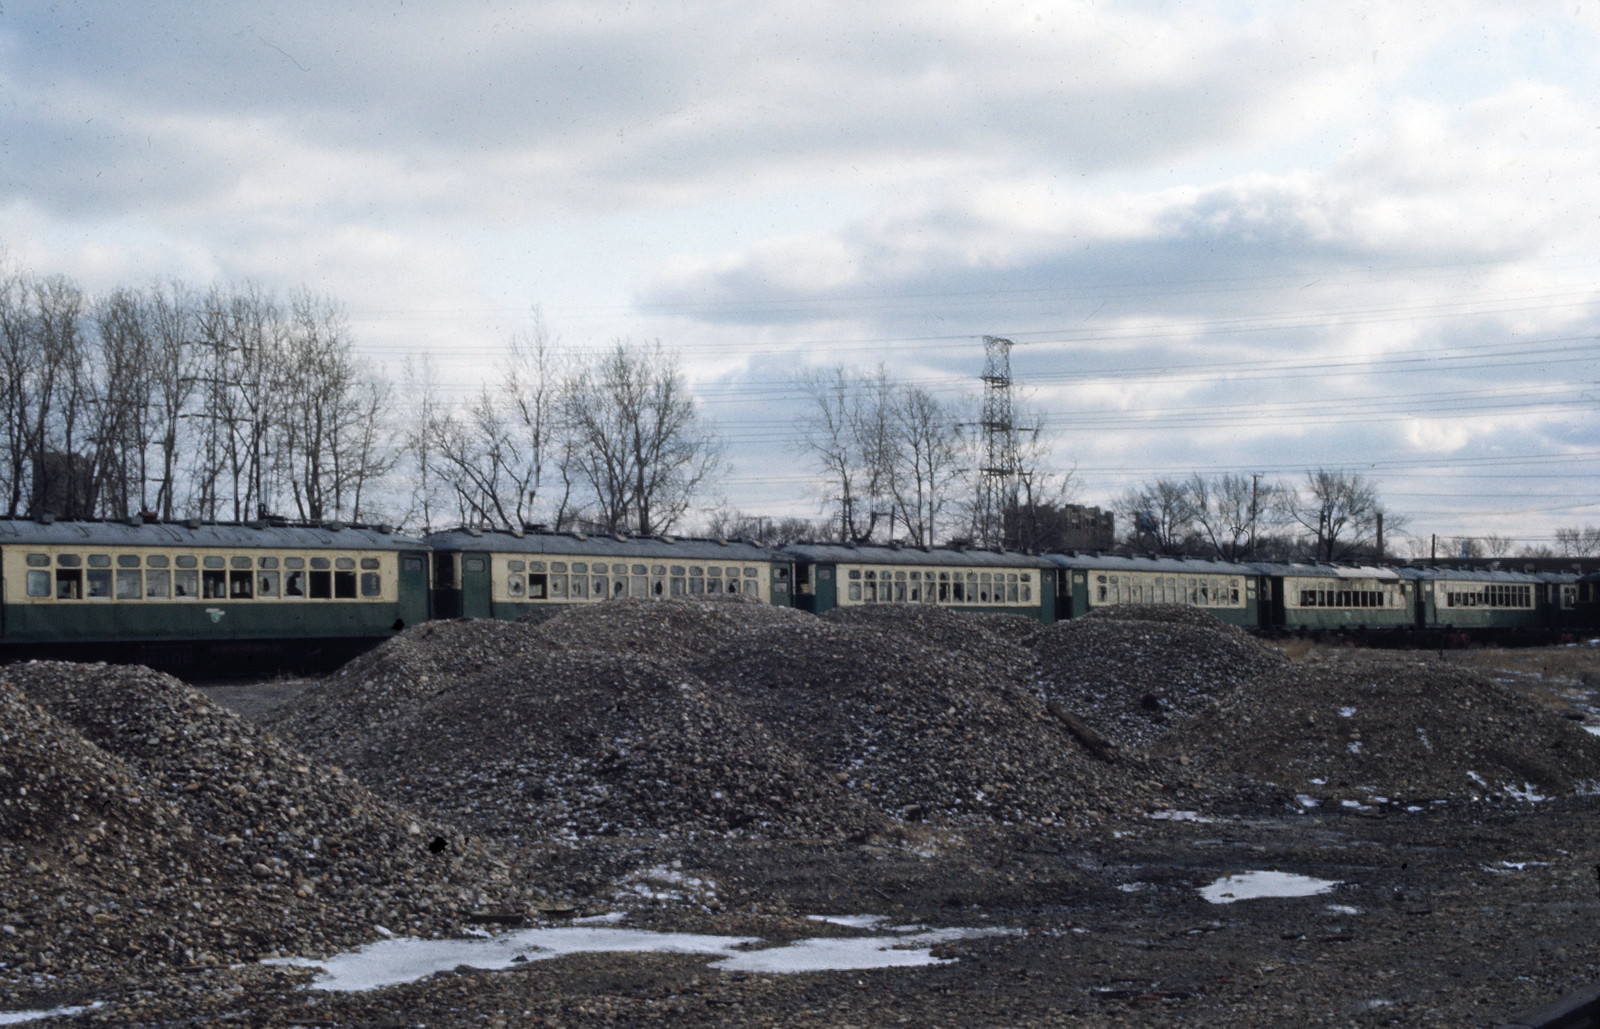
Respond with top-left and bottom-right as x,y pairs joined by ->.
1186,473 -> 1287,560
1115,477 -> 1196,554
1553,525 -> 1600,557
561,339 -> 720,535
1289,468 -> 1398,561
422,317 -> 574,530
701,509 -> 822,545
795,366 -> 889,540
884,383 -> 965,546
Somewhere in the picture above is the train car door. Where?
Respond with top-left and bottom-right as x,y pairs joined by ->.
397,552 -> 430,628
458,551 -> 493,618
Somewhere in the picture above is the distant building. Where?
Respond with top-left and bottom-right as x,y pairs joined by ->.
1005,503 -> 1115,552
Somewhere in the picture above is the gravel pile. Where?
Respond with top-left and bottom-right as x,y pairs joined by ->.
0,662 -> 540,1003
1161,653 -> 1600,806
282,646 -> 885,841
1028,605 -> 1287,750
688,603 -> 1154,829
272,600 -> 1157,840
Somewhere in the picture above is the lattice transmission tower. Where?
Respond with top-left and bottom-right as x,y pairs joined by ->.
973,335 -> 1020,548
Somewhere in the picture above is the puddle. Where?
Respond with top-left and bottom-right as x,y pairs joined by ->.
266,920 -> 1012,992
1200,871 -> 1339,904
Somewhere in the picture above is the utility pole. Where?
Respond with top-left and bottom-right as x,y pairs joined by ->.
974,336 -> 1020,548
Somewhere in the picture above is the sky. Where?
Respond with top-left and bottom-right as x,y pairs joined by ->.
3,1 -> 1598,551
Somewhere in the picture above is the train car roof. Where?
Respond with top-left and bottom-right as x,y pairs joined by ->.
1044,552 -> 1257,576
780,542 -> 1051,569
1398,565 -> 1550,584
425,527 -> 785,563
1249,561 -> 1405,581
0,517 -> 428,551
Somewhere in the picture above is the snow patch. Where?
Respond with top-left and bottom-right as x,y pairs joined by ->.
1200,871 -> 1339,905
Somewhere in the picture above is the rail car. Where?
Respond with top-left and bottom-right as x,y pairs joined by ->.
779,541 -> 1056,621
1401,566 -> 1579,644
1253,562 -> 1415,636
0,516 -> 429,667
1047,552 -> 1261,628
423,526 -> 794,619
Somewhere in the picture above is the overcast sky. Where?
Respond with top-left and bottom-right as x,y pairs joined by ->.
3,1 -> 1598,550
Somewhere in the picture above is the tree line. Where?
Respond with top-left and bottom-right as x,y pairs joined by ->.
5,266 -> 1597,558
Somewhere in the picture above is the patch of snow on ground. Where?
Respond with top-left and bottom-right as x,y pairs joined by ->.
1200,871 -> 1339,905
266,922 -> 1017,992
0,1004 -> 102,1025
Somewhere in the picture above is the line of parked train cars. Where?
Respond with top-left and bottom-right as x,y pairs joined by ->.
0,517 -> 1593,667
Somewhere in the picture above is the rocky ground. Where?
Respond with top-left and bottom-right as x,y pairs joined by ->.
3,598 -> 1600,1027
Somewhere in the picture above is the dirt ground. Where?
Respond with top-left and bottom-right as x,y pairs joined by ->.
151,648 -> 1600,1029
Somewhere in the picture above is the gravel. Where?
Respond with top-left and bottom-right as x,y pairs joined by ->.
0,662 -> 541,1007
7,600 -> 1600,1027
1028,604 -> 1288,750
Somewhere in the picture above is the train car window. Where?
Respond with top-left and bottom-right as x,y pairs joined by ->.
630,574 -> 648,598
202,570 -> 227,598
203,556 -> 225,569
508,573 -> 527,597
359,557 -> 379,571
612,578 -> 626,597
594,574 -> 610,596
116,570 -> 141,599
231,556 -> 252,569
258,571 -> 280,597
285,556 -> 306,569
403,557 -> 423,573
708,566 -> 723,577
652,564 -> 666,576
848,581 -> 862,601
335,557 -> 355,571
571,562 -> 586,573
528,573 -> 547,598
552,561 -> 568,574
743,578 -> 758,597
145,570 -> 170,598
56,569 -> 82,599
333,571 -> 357,598
118,554 -> 140,568
26,570 -> 49,597
670,576 -> 685,596
26,552 -> 48,567
508,559 -> 526,573
285,570 -> 305,596
229,570 -> 253,598
58,553 -> 82,567
549,574 -> 567,598
312,557 -> 331,570
174,569 -> 198,597
86,568 -> 111,598
89,554 -> 111,568
361,572 -> 381,597
260,556 -> 278,569
653,577 -> 666,596
569,576 -> 587,598
309,570 -> 333,598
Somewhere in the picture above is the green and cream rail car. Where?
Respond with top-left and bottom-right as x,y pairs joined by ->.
782,542 -> 1055,621
0,517 -> 430,662
1402,566 -> 1563,641
1254,562 -> 1414,635
1047,552 -> 1261,628
424,527 -> 794,619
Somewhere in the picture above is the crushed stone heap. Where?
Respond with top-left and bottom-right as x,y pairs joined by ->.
282,646 -> 886,841
0,662 -> 539,995
1027,605 -> 1288,750
692,603 -> 1153,829
273,599 -> 1159,840
1160,653 -> 1600,806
